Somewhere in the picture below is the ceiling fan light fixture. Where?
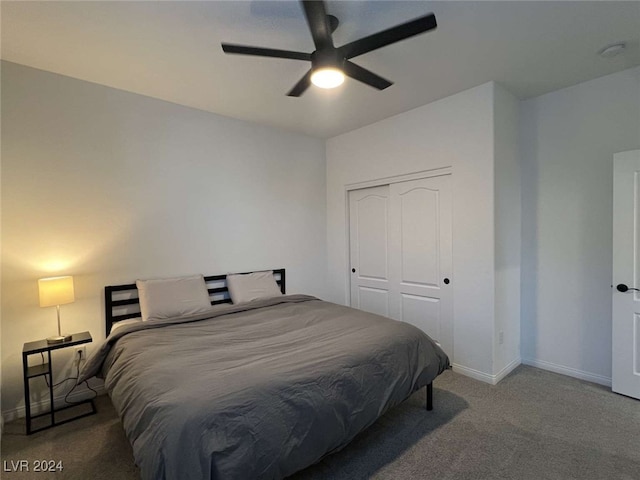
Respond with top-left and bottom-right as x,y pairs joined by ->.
311,67 -> 345,89
221,1 -> 438,97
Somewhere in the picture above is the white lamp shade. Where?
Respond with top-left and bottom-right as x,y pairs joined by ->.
38,276 -> 75,307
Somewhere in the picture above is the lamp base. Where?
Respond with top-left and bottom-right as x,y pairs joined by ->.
46,334 -> 72,344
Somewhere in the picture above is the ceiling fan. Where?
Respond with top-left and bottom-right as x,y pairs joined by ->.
221,0 -> 437,97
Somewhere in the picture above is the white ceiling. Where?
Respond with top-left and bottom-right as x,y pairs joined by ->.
2,1 -> 639,138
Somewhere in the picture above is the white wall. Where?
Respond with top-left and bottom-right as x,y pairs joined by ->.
520,67 -> 640,385
326,83 -> 499,381
6,58 -> 632,423
493,84 -> 521,378
1,61 -> 327,419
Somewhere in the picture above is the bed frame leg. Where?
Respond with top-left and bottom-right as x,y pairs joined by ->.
426,383 -> 433,411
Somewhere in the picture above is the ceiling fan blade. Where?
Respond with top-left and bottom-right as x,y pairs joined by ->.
287,70 -> 313,97
301,0 -> 334,50
343,61 -> 393,90
339,13 -> 437,59
222,44 -> 311,61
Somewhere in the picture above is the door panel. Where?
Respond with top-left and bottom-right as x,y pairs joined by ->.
401,294 -> 441,340
357,195 -> 388,280
400,187 -> 439,286
358,287 -> 389,317
349,186 -> 390,316
635,315 -> 640,374
636,171 -> 640,298
612,150 -> 640,399
390,175 -> 453,357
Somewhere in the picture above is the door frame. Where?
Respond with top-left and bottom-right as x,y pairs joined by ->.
344,166 -> 453,306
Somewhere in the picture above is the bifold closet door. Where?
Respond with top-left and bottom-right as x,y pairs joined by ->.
349,175 -> 453,358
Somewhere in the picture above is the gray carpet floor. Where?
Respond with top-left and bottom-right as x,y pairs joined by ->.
2,365 -> 639,479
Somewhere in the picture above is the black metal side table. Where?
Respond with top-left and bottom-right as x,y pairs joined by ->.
22,331 -> 96,434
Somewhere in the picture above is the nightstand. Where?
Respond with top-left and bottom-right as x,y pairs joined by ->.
22,331 -> 97,434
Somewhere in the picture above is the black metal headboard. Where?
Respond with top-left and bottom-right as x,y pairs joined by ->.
104,269 -> 285,336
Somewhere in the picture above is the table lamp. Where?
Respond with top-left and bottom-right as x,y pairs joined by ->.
38,276 -> 74,343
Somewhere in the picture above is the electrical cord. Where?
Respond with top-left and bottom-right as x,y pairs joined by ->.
40,352 -> 98,405
64,361 -> 98,405
41,353 -> 78,388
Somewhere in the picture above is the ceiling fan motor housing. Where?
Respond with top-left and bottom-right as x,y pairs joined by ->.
312,48 -> 345,71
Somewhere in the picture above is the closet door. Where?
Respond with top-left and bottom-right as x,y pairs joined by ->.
348,175 -> 453,358
349,185 -> 391,317
388,175 -> 453,357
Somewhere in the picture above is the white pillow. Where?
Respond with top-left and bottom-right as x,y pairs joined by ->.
227,271 -> 282,304
136,274 -> 212,322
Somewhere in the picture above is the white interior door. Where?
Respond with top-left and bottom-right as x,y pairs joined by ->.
612,150 -> 640,400
348,175 -> 453,358
349,185 -> 391,317
388,175 -> 453,357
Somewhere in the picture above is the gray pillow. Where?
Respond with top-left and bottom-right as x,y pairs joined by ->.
227,271 -> 282,304
136,274 -> 211,322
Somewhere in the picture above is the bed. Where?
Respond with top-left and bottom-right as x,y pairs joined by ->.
80,269 -> 449,479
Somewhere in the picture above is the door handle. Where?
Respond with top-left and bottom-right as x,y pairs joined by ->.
443,278 -> 450,285
615,283 -> 640,293
352,268 -> 356,273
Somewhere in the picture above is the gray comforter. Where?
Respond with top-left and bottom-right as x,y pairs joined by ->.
80,295 -> 449,480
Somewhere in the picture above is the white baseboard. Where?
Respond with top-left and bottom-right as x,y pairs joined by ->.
1,384 -> 106,423
494,357 -> 522,383
521,357 -> 612,387
452,363 -> 495,384
452,357 -> 521,385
